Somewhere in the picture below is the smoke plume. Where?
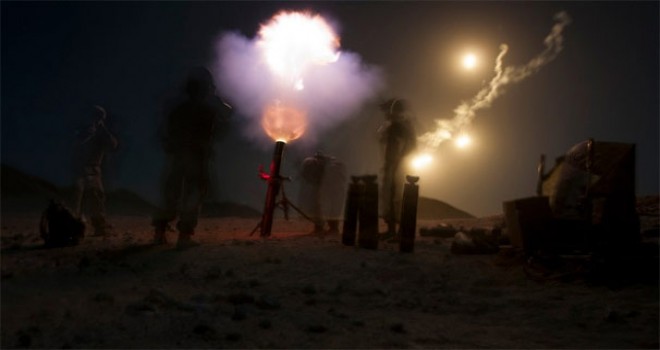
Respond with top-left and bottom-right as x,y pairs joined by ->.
419,11 -> 572,148
211,12 -> 383,146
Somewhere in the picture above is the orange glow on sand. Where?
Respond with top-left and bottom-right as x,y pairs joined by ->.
261,102 -> 307,142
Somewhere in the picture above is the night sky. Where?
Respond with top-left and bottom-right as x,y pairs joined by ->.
2,1 -> 658,217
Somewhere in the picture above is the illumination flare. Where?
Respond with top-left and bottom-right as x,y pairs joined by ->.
454,134 -> 472,149
410,153 -> 434,171
419,11 -> 571,149
462,53 -> 477,70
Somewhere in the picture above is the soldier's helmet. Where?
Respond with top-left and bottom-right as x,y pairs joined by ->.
380,98 -> 409,118
91,105 -> 106,122
185,66 -> 215,97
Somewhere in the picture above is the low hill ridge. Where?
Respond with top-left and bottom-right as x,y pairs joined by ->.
1,164 -> 472,219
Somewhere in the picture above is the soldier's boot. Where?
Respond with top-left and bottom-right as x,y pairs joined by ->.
91,217 -> 112,237
327,220 -> 340,234
176,230 -> 199,250
153,224 -> 168,245
311,221 -> 325,235
380,220 -> 397,241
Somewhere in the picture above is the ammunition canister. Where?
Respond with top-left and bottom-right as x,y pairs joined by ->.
399,175 -> 419,253
358,175 -> 379,250
342,176 -> 361,246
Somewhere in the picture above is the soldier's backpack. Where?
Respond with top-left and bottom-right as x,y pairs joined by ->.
40,200 -> 85,247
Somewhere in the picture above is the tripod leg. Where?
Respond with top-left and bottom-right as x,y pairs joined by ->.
278,199 -> 290,221
278,183 -> 315,224
287,200 -> 316,223
250,219 -> 262,236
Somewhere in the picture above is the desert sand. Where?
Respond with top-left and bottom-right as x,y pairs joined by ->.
1,211 -> 658,349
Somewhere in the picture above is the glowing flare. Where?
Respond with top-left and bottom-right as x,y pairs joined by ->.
257,11 -> 340,90
261,102 -> 307,142
454,134 -> 472,149
418,12 -> 571,150
462,53 -> 477,70
410,153 -> 434,171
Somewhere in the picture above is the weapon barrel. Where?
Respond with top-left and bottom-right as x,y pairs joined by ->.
260,141 -> 286,237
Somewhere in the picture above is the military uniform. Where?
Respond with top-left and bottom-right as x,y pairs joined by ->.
378,99 -> 416,236
152,67 -> 230,247
72,105 -> 118,236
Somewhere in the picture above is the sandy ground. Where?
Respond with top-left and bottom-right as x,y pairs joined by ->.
1,213 -> 658,349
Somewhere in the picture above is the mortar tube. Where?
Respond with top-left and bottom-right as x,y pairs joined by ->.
358,175 -> 379,250
399,175 -> 419,253
342,176 -> 362,246
260,140 -> 286,237
536,154 -> 546,197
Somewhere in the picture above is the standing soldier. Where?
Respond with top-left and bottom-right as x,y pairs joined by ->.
72,105 -> 119,236
152,67 -> 231,249
378,98 -> 417,239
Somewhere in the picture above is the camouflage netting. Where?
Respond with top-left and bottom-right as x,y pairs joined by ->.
541,140 -> 639,246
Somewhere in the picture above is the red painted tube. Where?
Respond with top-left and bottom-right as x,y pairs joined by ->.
260,141 -> 286,237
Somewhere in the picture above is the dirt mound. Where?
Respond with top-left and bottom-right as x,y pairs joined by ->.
1,164 -> 261,218
416,196 -> 474,220
1,164 -> 60,198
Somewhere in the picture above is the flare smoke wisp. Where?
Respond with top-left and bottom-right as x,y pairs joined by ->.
419,11 -> 572,149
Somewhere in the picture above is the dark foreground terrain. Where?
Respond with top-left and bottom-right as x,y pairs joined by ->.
1,212 -> 658,349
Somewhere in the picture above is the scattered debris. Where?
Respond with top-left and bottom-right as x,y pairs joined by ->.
193,324 -> 216,341
124,301 -> 157,316
256,295 -> 281,310
390,323 -> 406,334
301,284 -> 317,295
92,293 -> 115,304
232,305 -> 248,321
306,325 -> 327,333
419,223 -> 458,238
225,332 -> 242,342
450,230 -> 499,255
258,319 -> 272,330
227,292 -> 255,305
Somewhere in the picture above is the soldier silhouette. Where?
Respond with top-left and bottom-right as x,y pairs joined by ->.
152,67 -> 232,248
72,104 -> 118,236
377,98 -> 417,239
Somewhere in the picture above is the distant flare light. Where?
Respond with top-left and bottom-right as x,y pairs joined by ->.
410,153 -> 434,171
454,134 -> 472,149
462,53 -> 477,70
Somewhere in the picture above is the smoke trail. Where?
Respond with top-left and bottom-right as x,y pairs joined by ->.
419,11 -> 572,148
211,11 -> 383,146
